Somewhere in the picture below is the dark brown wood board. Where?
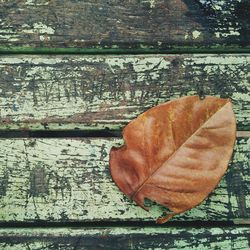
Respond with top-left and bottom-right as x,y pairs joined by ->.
0,0 -> 249,52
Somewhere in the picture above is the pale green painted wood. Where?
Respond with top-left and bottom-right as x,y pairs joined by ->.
0,137 -> 249,222
0,227 -> 249,249
0,54 -> 249,130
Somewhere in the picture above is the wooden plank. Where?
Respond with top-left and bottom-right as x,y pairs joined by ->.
0,54 -> 249,131
0,227 -> 249,249
0,137 -> 249,223
0,0 -> 249,51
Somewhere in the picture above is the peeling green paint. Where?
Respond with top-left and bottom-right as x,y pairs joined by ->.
0,138 -> 248,222
0,54 -> 249,131
192,30 -> 201,39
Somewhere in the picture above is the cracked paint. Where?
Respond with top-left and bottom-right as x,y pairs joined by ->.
0,138 -> 248,222
0,55 -> 248,131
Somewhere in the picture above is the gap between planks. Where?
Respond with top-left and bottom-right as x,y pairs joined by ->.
0,220 -> 242,228
0,47 -> 250,55
0,130 -> 248,138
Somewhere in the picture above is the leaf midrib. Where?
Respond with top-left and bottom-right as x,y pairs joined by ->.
131,101 -> 230,200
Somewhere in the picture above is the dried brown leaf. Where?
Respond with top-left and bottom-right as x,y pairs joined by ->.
109,96 -> 236,223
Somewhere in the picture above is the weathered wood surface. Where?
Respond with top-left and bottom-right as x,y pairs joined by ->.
0,137 -> 249,223
0,54 -> 249,131
0,0 -> 249,51
0,227 -> 249,250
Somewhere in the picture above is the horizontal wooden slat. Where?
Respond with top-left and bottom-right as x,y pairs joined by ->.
0,227 -> 249,249
0,137 -> 249,223
0,0 -> 248,51
0,54 -> 249,130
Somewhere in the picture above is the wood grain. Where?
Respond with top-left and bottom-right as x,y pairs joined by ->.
0,0 -> 249,51
0,137 -> 249,223
0,54 -> 249,131
0,227 -> 249,249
